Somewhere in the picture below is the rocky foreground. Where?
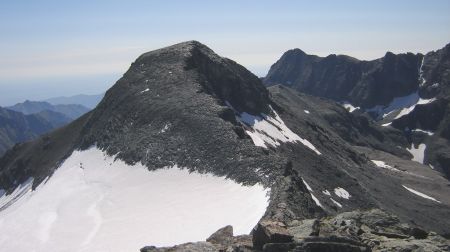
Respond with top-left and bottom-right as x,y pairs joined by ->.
141,209 -> 449,252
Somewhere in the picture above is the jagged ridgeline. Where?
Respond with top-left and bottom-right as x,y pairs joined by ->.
0,41 -> 449,251
264,43 -> 450,179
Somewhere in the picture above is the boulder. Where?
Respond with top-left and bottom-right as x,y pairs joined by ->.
252,220 -> 293,250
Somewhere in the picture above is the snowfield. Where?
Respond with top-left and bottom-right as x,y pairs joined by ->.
407,143 -> 426,164
233,104 -> 321,155
0,147 -> 269,252
365,92 -> 435,120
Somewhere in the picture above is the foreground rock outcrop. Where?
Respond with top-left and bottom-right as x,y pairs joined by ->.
141,209 -> 450,252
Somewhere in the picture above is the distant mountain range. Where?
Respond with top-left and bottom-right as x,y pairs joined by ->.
0,101 -> 92,156
0,107 -> 71,156
44,93 -> 104,109
7,100 -> 90,119
264,43 -> 450,179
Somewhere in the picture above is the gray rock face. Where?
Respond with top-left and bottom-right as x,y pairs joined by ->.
141,209 -> 450,252
264,49 -> 422,109
252,220 -> 294,250
264,43 -> 450,179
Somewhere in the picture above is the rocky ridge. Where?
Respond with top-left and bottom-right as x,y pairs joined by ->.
0,41 -> 449,251
264,43 -> 450,178
141,209 -> 450,252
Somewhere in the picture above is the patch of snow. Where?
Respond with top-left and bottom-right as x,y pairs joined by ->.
0,147 -> 269,251
304,110 -> 310,114
365,91 -> 436,121
310,193 -> 322,207
341,102 -> 359,113
330,198 -> 342,208
301,178 -> 313,191
429,164 -> 435,170
301,178 -> 322,207
431,83 -> 439,88
228,102 -> 321,155
407,143 -> 426,164
334,187 -> 351,200
322,190 -> 331,196
381,122 -> 392,127
366,92 -> 418,119
412,129 -> 434,136
394,96 -> 436,120
371,160 -> 401,172
418,57 -> 426,87
140,88 -> 150,93
159,123 -> 171,133
402,185 -> 440,203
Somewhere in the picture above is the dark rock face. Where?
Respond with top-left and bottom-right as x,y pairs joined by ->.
265,43 -> 450,179
264,49 -> 422,109
252,220 -> 294,250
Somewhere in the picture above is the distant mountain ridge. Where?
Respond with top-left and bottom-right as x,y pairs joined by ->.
7,100 -> 90,119
264,43 -> 450,178
44,93 -> 104,109
0,107 -> 70,156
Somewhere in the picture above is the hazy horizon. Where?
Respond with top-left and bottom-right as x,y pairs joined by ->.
1,0 -> 450,106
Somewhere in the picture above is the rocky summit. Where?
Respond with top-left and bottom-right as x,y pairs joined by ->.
0,41 -> 449,252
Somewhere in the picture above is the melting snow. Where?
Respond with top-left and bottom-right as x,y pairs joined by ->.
341,102 -> 359,113
330,198 -> 342,208
418,57 -> 426,86
304,110 -> 310,114
301,178 -> 313,191
301,178 -> 322,207
402,185 -> 440,203
365,92 -> 436,121
371,160 -> 401,172
334,187 -> 351,200
394,96 -> 436,120
412,129 -> 434,136
140,88 -> 150,93
310,193 -> 322,207
229,103 -> 321,155
0,147 -> 269,252
159,123 -> 170,133
407,143 -> 426,164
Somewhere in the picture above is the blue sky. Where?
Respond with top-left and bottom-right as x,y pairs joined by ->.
1,0 -> 449,105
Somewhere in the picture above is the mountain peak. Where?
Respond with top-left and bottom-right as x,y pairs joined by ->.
135,40 -> 215,64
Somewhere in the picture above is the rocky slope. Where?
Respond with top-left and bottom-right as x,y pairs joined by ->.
141,209 -> 450,252
0,41 -> 449,251
0,107 -> 70,156
7,100 -> 90,119
264,43 -> 450,178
